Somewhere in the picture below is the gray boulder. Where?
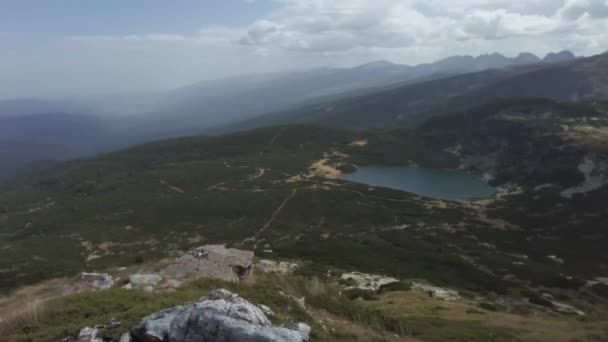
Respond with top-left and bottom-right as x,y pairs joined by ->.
161,245 -> 254,283
132,288 -> 310,342
81,272 -> 114,290
77,327 -> 103,342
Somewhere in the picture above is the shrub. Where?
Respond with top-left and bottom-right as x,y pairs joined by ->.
342,289 -> 378,301
478,302 -> 498,312
134,255 -> 144,265
466,309 -> 485,315
338,277 -> 357,287
540,276 -> 585,290
378,281 -> 412,293
528,294 -> 553,308
591,283 -> 608,298
336,164 -> 357,174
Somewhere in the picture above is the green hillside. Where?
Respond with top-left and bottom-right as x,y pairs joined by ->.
2,99 -> 608,341
1,99 -> 607,300
0,125 -> 467,292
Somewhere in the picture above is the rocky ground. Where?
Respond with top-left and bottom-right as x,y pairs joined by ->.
2,245 -> 607,341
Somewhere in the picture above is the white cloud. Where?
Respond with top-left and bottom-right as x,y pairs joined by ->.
559,0 -> 608,19
63,0 -> 608,63
3,0 -> 608,98
231,0 -> 608,62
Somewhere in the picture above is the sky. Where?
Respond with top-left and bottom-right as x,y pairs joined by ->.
1,0 -> 607,99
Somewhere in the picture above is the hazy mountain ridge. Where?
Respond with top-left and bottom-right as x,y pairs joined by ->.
0,50 -> 581,181
238,52 -> 605,130
156,50 -> 574,127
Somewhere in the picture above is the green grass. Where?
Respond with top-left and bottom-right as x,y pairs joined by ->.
9,276 -> 314,342
304,284 -> 519,341
0,125 -> 489,294
7,274 -> 524,342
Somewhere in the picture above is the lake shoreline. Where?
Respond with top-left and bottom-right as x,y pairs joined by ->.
339,165 -> 496,201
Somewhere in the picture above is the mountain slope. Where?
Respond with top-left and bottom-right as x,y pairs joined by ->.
0,51 -> 581,182
0,50 -> 577,181
1,99 -> 607,300
0,113 -> 112,181
1,100 -> 608,342
147,51 -> 571,135
237,53 -> 606,130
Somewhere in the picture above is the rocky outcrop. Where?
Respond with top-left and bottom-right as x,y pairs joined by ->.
77,320 -> 123,342
81,272 -> 114,290
340,272 -> 398,291
596,277 -> 608,285
256,260 -> 299,275
561,156 -> 608,198
161,245 -> 254,283
131,288 -> 310,342
129,274 -> 162,287
551,301 -> 585,316
411,283 -> 460,301
78,327 -> 103,342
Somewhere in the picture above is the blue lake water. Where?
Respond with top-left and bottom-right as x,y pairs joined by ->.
340,166 -> 495,201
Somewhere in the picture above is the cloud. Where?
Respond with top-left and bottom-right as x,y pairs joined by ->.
4,0 -> 608,99
62,0 -> 608,62
559,0 -> 608,19
233,0 -> 607,60
462,9 -> 560,40
239,1 -> 427,51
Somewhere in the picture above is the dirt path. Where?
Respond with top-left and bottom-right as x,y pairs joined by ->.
476,204 -> 521,230
160,180 -> 185,194
258,188 -> 297,237
265,127 -> 286,152
247,168 -> 266,180
241,188 -> 298,246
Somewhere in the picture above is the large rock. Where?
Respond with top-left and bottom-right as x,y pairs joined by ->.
162,245 -> 254,283
131,288 -> 310,342
81,272 -> 114,290
340,272 -> 398,291
77,327 -> 103,342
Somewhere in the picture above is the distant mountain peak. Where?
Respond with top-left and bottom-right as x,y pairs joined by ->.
543,50 -> 576,63
482,52 -> 505,57
514,52 -> 541,64
352,60 -> 398,70
475,52 -> 507,61
517,52 -> 537,57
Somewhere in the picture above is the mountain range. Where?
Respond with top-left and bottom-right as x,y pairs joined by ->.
148,50 -> 578,131
2,47 -> 608,342
236,52 -> 606,130
0,50 -> 585,181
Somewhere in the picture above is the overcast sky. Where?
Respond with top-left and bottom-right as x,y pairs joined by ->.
1,0 -> 607,99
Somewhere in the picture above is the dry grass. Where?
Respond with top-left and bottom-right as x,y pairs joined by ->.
0,280 -> 63,340
3,272 -> 605,342
0,301 -> 45,340
567,125 -> 608,146
366,291 -> 608,342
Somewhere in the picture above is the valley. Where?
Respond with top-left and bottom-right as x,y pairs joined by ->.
1,98 -> 608,341
3,1 -> 608,340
